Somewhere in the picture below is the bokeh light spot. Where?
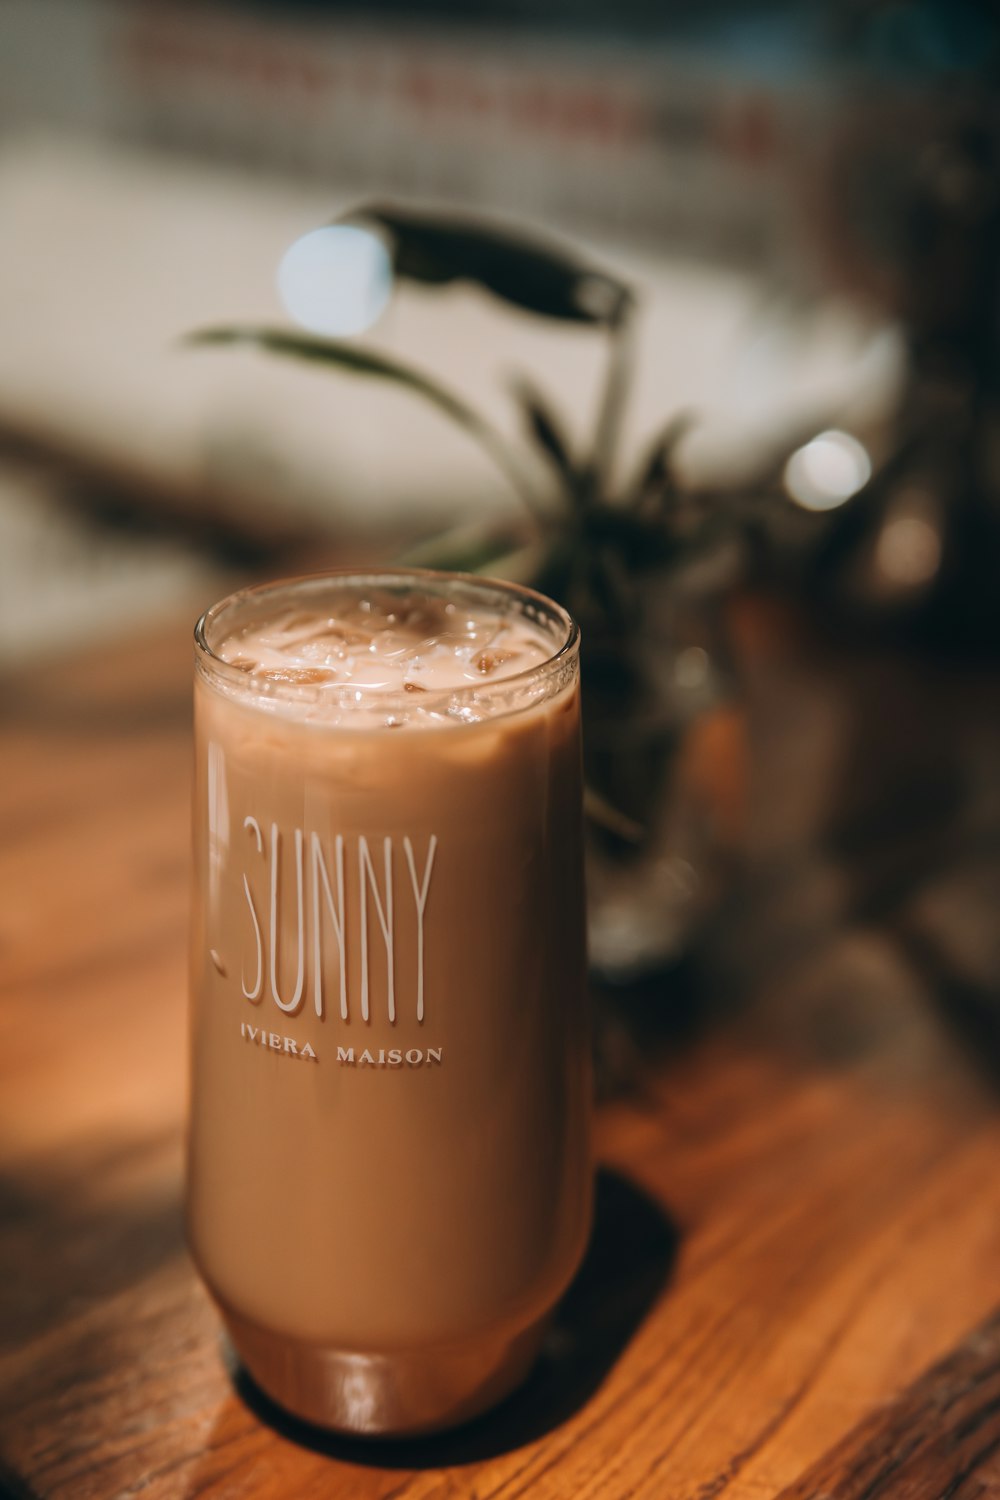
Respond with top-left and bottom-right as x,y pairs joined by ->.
784,429 -> 872,512
876,514 -> 942,587
277,226 -> 392,337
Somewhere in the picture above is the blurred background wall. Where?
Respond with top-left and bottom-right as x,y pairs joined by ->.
0,0 -> 995,659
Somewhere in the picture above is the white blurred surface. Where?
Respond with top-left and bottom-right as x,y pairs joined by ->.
0,131 -> 905,536
0,460 -> 217,663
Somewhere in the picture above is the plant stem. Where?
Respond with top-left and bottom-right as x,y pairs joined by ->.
591,298 -> 637,497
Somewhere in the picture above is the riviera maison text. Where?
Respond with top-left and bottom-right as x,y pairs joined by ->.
238,1023 -> 442,1068
240,818 -> 438,1025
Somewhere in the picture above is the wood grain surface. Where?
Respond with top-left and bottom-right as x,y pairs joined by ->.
2,593 -> 1000,1499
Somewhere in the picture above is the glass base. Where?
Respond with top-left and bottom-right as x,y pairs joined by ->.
221,1305 -> 549,1438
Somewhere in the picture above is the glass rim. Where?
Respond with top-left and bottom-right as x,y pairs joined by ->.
193,566 -> 580,723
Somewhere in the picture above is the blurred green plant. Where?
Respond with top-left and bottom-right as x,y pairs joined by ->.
189,203 -> 742,842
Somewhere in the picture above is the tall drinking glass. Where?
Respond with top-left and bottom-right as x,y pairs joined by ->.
188,569 -> 590,1436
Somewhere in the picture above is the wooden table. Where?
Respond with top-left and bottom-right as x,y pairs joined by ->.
2,594 -> 1000,1499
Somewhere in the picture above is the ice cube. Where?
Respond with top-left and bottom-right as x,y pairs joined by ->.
259,666 -> 334,685
472,649 -> 518,675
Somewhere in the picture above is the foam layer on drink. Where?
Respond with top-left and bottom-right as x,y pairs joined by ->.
213,586 -> 557,726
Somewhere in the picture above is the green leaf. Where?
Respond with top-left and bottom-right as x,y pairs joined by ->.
395,518 -> 524,574
627,411 -> 695,512
186,326 -> 541,512
187,326 -> 479,428
509,376 -> 577,491
341,202 -> 632,326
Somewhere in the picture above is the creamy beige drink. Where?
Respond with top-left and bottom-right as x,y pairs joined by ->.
188,570 -> 590,1435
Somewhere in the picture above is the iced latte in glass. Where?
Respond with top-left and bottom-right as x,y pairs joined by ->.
188,570 -> 590,1435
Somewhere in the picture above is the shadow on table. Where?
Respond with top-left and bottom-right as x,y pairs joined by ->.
0,1136 -> 185,1355
231,1167 -> 677,1468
